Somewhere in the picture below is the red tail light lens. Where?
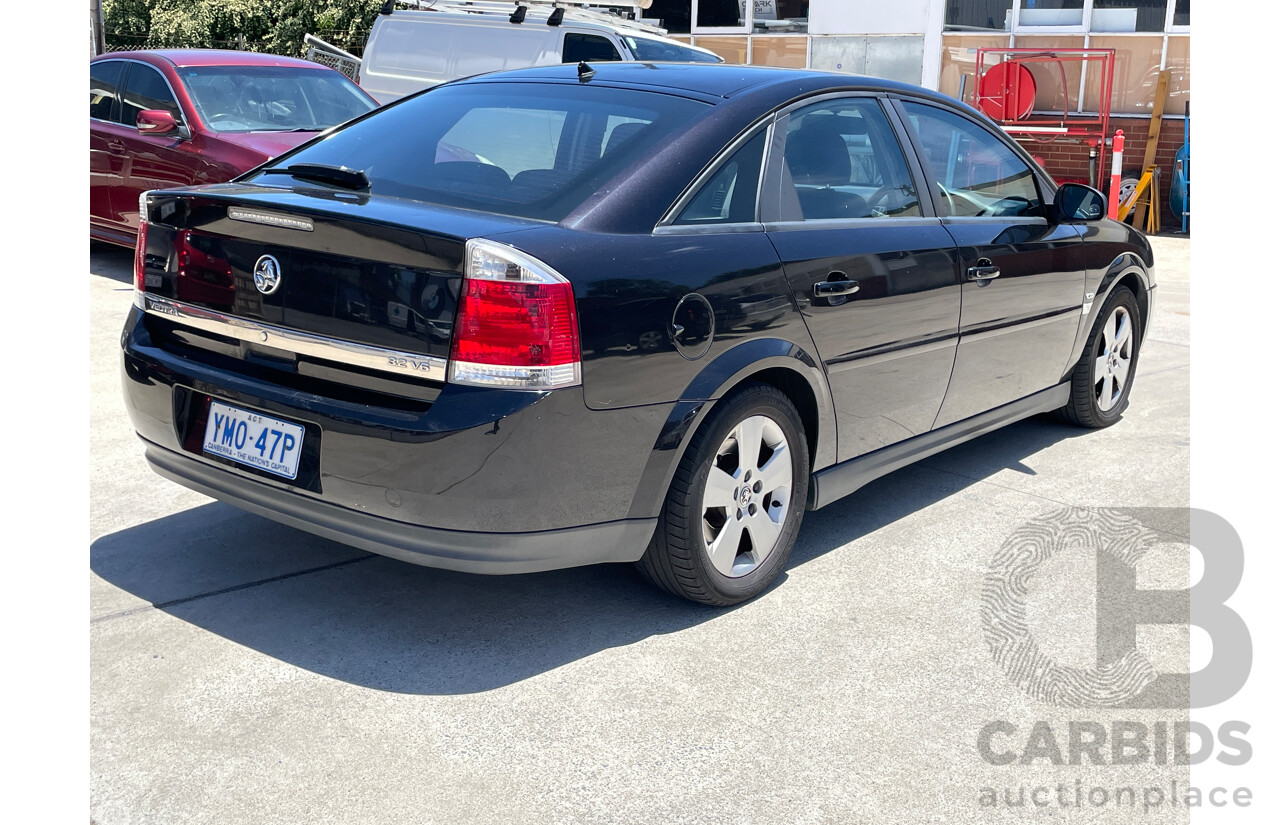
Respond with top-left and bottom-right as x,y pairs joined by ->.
448,240 -> 582,390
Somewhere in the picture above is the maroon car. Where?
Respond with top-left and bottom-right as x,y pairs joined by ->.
90,50 -> 377,247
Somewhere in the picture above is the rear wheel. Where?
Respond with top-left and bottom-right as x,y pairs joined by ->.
1059,286 -> 1141,428
637,383 -> 809,606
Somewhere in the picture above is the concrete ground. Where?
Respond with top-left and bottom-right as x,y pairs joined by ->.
91,235 -> 1191,824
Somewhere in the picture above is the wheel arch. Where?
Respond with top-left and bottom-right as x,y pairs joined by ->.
1066,251 -> 1154,381
624,338 -> 836,521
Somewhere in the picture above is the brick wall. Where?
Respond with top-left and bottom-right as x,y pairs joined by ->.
1017,115 -> 1189,232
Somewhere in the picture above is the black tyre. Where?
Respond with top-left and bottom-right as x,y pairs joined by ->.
1058,286 -> 1141,428
637,383 -> 809,606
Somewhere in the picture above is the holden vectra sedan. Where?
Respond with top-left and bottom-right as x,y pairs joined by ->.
91,50 -> 377,247
122,63 -> 1154,605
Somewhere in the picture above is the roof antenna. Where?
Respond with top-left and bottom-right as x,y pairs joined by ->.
547,7 -> 565,26
577,61 -> 595,81
510,4 -> 527,23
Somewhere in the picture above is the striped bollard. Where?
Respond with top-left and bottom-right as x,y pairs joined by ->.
1108,130 -> 1126,220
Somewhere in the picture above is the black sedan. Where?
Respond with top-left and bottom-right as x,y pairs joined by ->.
122,63 -> 1154,605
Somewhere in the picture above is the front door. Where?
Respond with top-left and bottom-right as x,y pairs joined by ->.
895,100 -> 1086,427
765,96 -> 962,462
115,62 -> 198,233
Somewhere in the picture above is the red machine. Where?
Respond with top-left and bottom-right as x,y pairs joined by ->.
972,47 -> 1117,191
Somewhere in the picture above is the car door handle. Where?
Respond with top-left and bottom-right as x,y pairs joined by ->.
967,263 -> 1001,281
813,277 -> 861,298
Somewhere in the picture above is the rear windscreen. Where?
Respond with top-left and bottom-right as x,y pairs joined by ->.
249,83 -> 710,221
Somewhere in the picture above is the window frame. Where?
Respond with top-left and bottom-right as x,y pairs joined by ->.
655,118 -> 775,234
889,96 -> 1055,224
946,1 -> 1187,35
762,92 -> 941,228
90,59 -> 125,124
116,60 -> 190,132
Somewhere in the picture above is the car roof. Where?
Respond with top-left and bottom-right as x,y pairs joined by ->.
460,62 -> 952,104
94,49 -> 326,70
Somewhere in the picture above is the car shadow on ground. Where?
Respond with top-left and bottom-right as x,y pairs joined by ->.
91,415 -> 1092,696
91,242 -> 134,285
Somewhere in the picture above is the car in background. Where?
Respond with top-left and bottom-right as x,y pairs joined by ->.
90,50 -> 378,247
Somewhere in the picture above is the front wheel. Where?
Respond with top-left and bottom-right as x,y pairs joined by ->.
637,383 -> 809,606
1059,286 -> 1141,428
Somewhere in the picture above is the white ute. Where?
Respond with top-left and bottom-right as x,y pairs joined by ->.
359,1 -> 723,104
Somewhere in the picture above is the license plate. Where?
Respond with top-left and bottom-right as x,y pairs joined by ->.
202,402 -> 305,480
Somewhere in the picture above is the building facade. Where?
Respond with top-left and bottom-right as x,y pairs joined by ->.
649,1 -> 1190,222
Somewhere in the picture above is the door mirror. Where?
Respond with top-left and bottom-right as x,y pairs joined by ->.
136,109 -> 179,135
1055,183 -> 1106,222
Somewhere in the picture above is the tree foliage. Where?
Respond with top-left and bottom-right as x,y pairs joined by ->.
102,1 -> 384,56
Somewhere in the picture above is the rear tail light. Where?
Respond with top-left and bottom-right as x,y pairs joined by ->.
133,191 -> 150,309
448,239 -> 581,390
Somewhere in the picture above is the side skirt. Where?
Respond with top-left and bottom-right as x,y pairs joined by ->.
806,382 -> 1070,510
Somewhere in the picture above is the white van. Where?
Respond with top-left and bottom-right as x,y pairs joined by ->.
359,1 -> 723,104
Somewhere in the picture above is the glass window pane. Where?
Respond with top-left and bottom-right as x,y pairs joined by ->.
264,83 -> 709,222
676,129 -> 767,225
1173,0 -> 1189,26
1010,35 -> 1086,113
563,34 -> 622,63
901,101 -> 1043,218
90,61 -> 123,122
1082,35 -> 1164,114
781,99 -> 922,221
940,35 -> 1010,102
1165,35 -> 1191,115
695,35 -> 748,63
945,1 -> 1014,32
750,36 -> 808,68
1092,1 -> 1168,33
647,1 -> 692,34
120,65 -> 182,127
757,1 -> 809,33
1018,0 -> 1084,27
179,67 -> 375,133
698,0 -> 741,27
622,34 -> 721,62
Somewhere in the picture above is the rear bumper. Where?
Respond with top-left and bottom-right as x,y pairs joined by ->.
121,305 -> 672,571
143,439 -> 655,574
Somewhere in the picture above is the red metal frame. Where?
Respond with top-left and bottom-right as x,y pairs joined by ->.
972,48 -> 1116,190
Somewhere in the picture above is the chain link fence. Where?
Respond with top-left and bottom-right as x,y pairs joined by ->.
103,30 -> 372,57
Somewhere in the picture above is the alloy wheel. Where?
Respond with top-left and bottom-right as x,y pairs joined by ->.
1094,305 -> 1134,412
700,415 -> 793,578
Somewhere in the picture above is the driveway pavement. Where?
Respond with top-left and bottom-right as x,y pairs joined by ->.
91,236 -> 1191,824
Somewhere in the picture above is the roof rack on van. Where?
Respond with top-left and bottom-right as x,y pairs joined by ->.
384,1 -> 667,37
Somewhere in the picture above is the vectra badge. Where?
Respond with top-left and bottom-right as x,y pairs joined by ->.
253,255 -> 282,295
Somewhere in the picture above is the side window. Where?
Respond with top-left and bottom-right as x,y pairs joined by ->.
674,128 -> 767,226
900,101 -> 1043,219
563,33 -> 623,63
120,64 -> 183,128
90,61 -> 123,122
780,98 -> 922,221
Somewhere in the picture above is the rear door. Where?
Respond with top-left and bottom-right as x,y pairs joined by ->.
764,96 -> 963,462
895,100 -> 1086,427
115,61 -> 199,231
